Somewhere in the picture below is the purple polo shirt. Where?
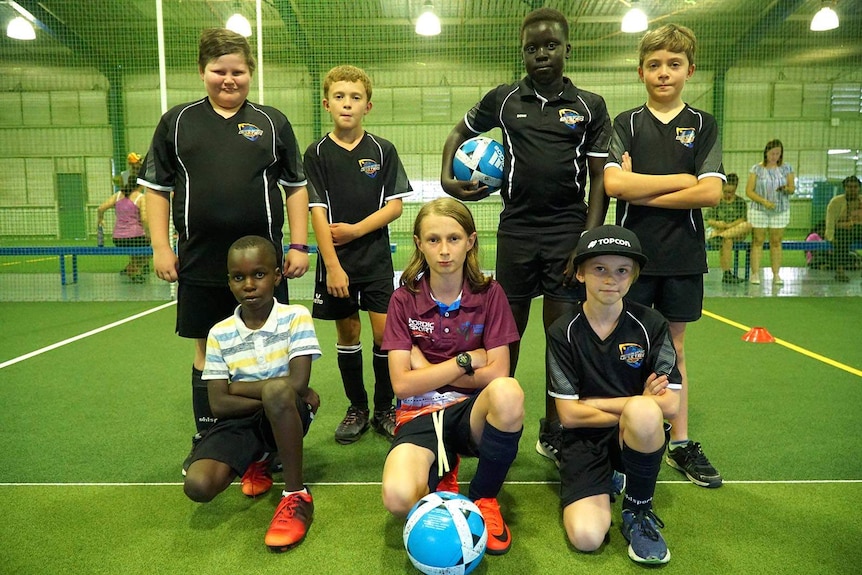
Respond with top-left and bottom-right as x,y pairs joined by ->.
382,275 -> 520,428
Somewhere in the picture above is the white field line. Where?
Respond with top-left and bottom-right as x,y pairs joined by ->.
0,301 -> 176,370
1,479 -> 860,487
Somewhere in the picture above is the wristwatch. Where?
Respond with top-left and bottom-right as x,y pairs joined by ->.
456,352 -> 474,376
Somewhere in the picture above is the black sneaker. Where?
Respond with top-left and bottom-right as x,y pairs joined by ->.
334,406 -> 369,444
371,407 -> 396,440
722,271 -> 744,284
535,418 -> 561,467
666,441 -> 722,488
181,433 -> 202,476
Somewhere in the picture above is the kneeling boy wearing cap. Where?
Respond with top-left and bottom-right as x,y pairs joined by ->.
546,225 -> 681,565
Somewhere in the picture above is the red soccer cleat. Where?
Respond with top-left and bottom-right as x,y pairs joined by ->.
435,455 -> 460,494
264,490 -> 314,551
475,497 -> 512,555
241,457 -> 273,497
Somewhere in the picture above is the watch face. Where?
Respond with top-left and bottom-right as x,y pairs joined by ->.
457,353 -> 470,367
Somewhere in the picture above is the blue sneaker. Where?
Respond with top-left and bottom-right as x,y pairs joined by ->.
621,508 -> 670,564
610,470 -> 626,502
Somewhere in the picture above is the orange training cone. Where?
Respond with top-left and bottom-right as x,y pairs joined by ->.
742,326 -> 775,343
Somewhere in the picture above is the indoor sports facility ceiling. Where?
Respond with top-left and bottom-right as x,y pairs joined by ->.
1,0 -> 860,73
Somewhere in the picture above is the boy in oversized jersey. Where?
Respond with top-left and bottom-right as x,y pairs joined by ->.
548,225 -> 681,564
603,24 -> 724,488
304,65 -> 412,444
440,6 -> 612,467
138,29 -> 311,475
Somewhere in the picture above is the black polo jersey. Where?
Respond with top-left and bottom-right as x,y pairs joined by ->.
304,132 -> 412,283
464,76 -> 611,233
138,98 -> 306,286
547,299 -> 682,401
606,104 -> 725,276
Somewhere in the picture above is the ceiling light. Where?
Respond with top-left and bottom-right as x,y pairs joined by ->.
621,2 -> 648,34
226,13 -> 252,37
415,3 -> 441,36
6,16 -> 35,40
827,149 -> 851,155
810,2 -> 839,31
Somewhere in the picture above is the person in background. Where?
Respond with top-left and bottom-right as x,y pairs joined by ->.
745,139 -> 795,285
825,175 -> 862,282
805,221 -> 830,270
97,180 -> 149,282
705,173 -> 751,284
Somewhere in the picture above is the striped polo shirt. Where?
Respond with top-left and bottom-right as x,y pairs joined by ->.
203,300 -> 321,383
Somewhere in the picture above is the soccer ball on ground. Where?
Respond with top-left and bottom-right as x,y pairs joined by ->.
453,136 -> 505,196
403,491 -> 487,575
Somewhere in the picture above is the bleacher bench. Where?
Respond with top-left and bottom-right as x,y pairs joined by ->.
709,240 -> 862,280
0,244 -> 396,286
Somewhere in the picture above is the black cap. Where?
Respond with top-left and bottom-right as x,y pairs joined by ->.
571,225 -> 648,267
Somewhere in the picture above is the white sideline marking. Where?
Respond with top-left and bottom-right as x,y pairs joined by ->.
1,479 -> 860,487
0,301 -> 176,371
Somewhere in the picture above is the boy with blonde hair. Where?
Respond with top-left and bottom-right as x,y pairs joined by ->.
604,24 -> 724,488
304,65 -> 412,444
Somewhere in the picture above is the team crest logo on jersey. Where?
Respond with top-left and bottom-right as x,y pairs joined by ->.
408,317 -> 435,339
619,343 -> 645,367
675,127 -> 696,148
238,123 -> 264,142
559,109 -> 585,129
456,322 -> 484,340
359,159 -> 380,178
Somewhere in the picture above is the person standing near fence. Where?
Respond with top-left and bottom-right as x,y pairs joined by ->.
138,28 -> 310,475
96,180 -> 150,282
440,7 -> 612,466
825,175 -> 862,282
745,139 -> 795,285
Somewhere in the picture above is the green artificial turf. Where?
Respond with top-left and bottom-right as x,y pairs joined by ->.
1,298 -> 860,574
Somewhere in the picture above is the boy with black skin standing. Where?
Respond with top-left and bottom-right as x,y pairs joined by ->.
441,7 -> 612,465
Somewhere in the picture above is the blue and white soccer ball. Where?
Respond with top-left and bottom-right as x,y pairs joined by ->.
453,136 -> 505,195
403,491 -> 487,575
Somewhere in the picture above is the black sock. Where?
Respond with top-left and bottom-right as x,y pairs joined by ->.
621,442 -> 664,512
468,423 -> 523,500
191,366 -> 216,434
372,344 -> 394,412
337,344 -> 367,409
